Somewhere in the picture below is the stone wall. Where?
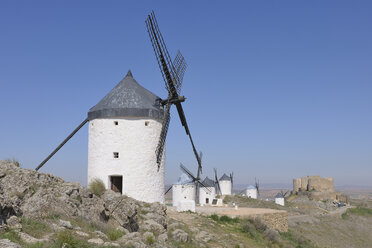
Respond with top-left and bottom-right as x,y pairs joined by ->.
262,212 -> 288,232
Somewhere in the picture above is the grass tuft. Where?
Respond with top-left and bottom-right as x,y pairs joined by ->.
55,230 -> 90,248
106,228 -> 125,241
21,218 -> 50,239
5,158 -> 20,167
89,178 -> 106,196
210,214 -> 239,223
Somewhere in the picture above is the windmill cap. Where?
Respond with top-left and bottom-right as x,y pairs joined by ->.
246,185 -> 256,190
174,173 -> 194,185
88,70 -> 164,120
219,173 -> 231,181
275,193 -> 284,198
201,176 -> 215,187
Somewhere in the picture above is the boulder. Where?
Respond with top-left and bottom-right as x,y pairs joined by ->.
172,229 -> 189,242
0,239 -> 21,248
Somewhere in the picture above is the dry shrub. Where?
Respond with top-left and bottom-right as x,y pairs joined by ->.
89,178 -> 106,196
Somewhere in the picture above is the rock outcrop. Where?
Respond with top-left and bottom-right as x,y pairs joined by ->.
0,160 -> 167,233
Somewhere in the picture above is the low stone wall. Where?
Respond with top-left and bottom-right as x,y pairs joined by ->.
262,212 -> 288,232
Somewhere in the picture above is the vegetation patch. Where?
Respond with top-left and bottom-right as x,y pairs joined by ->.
280,230 -> 315,248
0,229 -> 22,244
5,158 -> 20,167
342,207 -> 372,219
210,214 -> 239,223
106,228 -> 125,241
89,178 -> 106,196
21,217 -> 50,238
55,230 -> 91,248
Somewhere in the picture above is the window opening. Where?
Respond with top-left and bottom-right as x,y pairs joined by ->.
113,152 -> 119,158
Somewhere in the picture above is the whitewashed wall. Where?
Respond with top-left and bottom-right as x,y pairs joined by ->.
275,197 -> 285,206
219,180 -> 232,195
246,188 -> 258,199
199,187 -> 216,206
88,117 -> 165,203
172,184 -> 196,207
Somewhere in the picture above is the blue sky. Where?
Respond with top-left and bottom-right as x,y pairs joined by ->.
1,1 -> 371,187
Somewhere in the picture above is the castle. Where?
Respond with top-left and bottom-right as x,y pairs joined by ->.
292,176 -> 346,202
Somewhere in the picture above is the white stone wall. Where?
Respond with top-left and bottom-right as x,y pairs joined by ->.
199,187 -> 216,206
88,117 -> 165,203
246,188 -> 258,199
219,180 -> 232,195
275,197 -> 285,206
172,184 -> 196,207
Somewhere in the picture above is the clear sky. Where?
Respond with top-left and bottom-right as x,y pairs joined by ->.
1,1 -> 371,188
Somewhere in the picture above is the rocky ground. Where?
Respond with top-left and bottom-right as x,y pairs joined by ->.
1,160 -> 371,248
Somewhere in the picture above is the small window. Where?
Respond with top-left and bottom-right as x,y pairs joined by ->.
206,198 -> 209,204
114,121 -> 118,125
145,121 -> 149,126
113,152 -> 119,158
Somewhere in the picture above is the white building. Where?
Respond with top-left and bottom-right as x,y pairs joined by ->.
172,174 -> 196,207
199,177 -> 216,206
219,173 -> 232,195
275,193 -> 285,206
87,71 -> 166,203
246,185 -> 258,199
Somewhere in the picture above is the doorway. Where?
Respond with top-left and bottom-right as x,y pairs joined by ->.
110,176 -> 123,194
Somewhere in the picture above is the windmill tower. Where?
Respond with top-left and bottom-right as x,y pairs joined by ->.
246,185 -> 257,199
219,173 -> 232,195
87,71 -> 165,203
199,177 -> 216,206
172,173 -> 196,207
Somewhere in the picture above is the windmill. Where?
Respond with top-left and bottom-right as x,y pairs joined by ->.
255,177 -> 260,197
33,11 -> 201,204
145,11 -> 202,174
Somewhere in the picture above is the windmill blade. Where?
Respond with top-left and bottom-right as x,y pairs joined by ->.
155,103 -> 171,168
173,50 -> 187,94
255,178 -> 260,196
145,11 -> 179,97
197,181 -> 212,193
230,172 -> 234,188
164,185 -> 172,195
35,118 -> 88,171
180,163 -> 197,181
175,102 -> 202,174
146,11 -> 202,174
196,151 -> 203,179
214,168 -> 222,195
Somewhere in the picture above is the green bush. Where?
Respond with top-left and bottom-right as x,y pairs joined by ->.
55,230 -> 90,248
106,228 -> 125,241
146,235 -> 155,245
89,178 -> 106,196
210,214 -> 219,222
263,229 -> 280,243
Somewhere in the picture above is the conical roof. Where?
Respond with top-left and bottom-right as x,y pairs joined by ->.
174,173 -> 194,185
88,70 -> 164,120
246,185 -> 256,190
201,177 -> 215,187
219,173 -> 231,181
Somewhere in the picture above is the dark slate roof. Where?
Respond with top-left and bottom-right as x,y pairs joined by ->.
275,193 -> 284,198
88,70 -> 164,120
219,173 -> 231,181
201,177 -> 215,187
